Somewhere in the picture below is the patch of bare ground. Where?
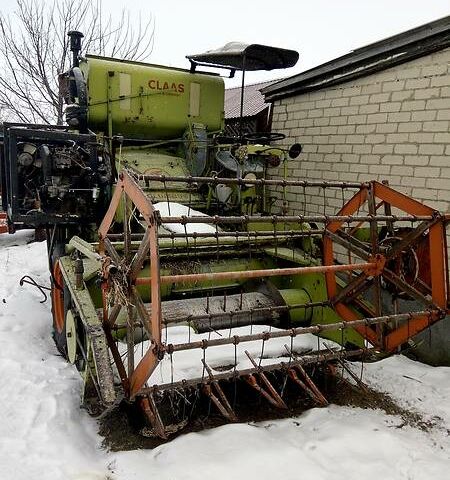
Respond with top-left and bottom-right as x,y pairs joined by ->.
98,365 -> 445,452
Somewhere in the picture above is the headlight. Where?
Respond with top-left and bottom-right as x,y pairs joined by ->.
243,172 -> 257,187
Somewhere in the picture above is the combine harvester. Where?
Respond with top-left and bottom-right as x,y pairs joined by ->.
0,32 -> 448,439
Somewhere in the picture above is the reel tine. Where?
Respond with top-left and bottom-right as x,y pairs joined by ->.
322,343 -> 370,394
244,350 -> 288,409
140,395 -> 168,440
284,345 -> 328,406
202,360 -> 237,422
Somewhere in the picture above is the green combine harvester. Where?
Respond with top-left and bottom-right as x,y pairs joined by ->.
0,31 -> 448,439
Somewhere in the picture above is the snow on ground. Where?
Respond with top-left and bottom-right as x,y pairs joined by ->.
361,355 -> 450,427
153,202 -> 218,234
133,324 -> 339,385
0,232 -> 106,479
0,232 -> 449,480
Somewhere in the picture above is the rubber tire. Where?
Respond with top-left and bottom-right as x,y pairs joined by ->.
51,260 -> 71,359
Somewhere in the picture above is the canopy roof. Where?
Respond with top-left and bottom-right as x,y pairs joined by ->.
187,42 -> 299,72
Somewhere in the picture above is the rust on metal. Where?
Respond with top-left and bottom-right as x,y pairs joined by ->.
285,345 -> 328,406
202,360 -> 238,421
159,214 -> 433,225
90,169 -> 450,438
168,311 -> 437,353
142,348 -> 372,393
0,211 -> 8,234
52,261 -> 65,334
244,350 -> 288,409
140,396 -> 168,439
323,180 -> 448,351
132,172 -> 367,189
96,170 -> 164,399
135,261 -> 377,286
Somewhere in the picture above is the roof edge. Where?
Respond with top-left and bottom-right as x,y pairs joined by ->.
262,15 -> 450,101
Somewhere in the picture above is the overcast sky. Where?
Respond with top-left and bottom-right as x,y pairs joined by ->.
1,0 -> 449,87
135,0 -> 450,86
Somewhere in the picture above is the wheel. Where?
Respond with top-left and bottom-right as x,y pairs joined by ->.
51,260 -> 70,358
47,225 -> 72,357
242,132 -> 286,144
51,258 -> 87,370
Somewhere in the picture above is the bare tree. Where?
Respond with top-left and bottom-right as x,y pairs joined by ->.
0,0 -> 154,124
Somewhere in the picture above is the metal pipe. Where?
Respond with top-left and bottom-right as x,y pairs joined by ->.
239,54 -> 246,138
135,261 -> 375,286
107,229 -> 326,240
142,348 -> 374,392
131,172 -> 366,189
68,31 -> 83,68
167,310 -> 438,353
158,214 -> 433,225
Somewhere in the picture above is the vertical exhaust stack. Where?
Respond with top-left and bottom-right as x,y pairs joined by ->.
64,31 -> 88,133
68,31 -> 84,68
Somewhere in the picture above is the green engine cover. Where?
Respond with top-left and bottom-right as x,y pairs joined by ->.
80,55 -> 225,139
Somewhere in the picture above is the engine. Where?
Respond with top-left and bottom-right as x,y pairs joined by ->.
1,124 -> 111,228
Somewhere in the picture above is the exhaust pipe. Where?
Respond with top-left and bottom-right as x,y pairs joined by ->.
68,30 -> 84,68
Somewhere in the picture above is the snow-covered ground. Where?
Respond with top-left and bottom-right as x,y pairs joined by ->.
0,232 -> 449,480
153,202 -> 218,234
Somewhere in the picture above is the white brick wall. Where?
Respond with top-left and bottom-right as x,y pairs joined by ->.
269,47 -> 450,216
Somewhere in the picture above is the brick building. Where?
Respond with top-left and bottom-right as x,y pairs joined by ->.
261,16 -> 450,365
262,16 -> 450,216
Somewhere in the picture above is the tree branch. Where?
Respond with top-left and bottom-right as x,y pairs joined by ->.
0,0 -> 155,124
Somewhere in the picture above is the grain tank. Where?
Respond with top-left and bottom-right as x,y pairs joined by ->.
74,55 -> 224,139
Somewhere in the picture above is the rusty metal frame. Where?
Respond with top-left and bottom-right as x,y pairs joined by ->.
323,180 -> 448,351
98,171 -> 163,399
135,261 -> 377,286
141,347 -> 372,393
92,170 -> 449,438
0,211 -> 8,234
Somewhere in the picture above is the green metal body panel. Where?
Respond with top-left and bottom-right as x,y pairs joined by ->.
265,247 -> 365,347
67,238 -> 365,359
59,256 -> 116,405
115,146 -> 203,207
81,55 -> 225,139
138,257 -> 270,301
